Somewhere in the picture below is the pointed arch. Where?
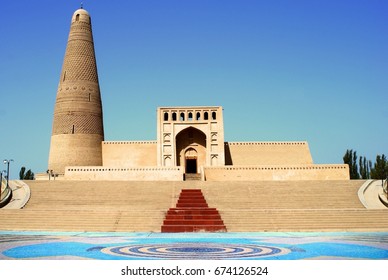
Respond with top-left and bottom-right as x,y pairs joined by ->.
175,127 -> 207,173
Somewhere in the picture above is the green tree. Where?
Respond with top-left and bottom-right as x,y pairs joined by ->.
19,166 -> 35,180
370,154 -> 388,180
359,156 -> 371,179
19,167 -> 26,180
343,149 -> 360,179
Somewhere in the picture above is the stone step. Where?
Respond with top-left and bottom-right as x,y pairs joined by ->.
178,194 -> 203,197
177,200 -> 207,204
166,208 -> 220,216
161,225 -> 227,232
167,208 -> 219,213
176,203 -> 209,208
163,219 -> 225,225
164,214 -> 222,220
178,197 -> 206,201
184,174 -> 202,181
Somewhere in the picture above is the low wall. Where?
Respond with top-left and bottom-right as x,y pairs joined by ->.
204,164 -> 350,181
35,173 -> 66,181
64,166 -> 184,181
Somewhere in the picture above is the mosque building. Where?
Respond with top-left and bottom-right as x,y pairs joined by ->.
43,8 -> 349,181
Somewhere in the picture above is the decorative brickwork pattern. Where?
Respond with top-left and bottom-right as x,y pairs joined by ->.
52,113 -> 103,135
52,8 -> 103,137
48,9 -> 104,174
60,40 -> 98,83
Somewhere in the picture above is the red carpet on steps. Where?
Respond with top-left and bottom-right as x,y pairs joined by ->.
161,189 -> 227,233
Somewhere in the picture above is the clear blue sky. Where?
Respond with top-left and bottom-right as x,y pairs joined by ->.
0,0 -> 387,178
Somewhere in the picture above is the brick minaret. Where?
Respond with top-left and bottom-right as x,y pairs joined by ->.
48,8 -> 104,174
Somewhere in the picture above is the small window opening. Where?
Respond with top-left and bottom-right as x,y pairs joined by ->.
196,112 -> 201,121
204,112 -> 209,120
180,112 -> 185,121
63,71 -> 66,81
88,93 -> 91,102
72,125 -> 75,134
212,112 -> 217,120
172,112 -> 177,121
188,112 -> 193,121
76,14 -> 80,21
164,112 -> 169,121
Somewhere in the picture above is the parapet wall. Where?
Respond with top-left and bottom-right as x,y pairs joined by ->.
60,164 -> 349,181
64,166 -> 184,181
102,141 -> 157,167
225,141 -> 313,165
204,164 -> 349,181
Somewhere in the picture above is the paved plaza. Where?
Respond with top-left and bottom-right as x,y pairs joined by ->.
0,231 -> 387,260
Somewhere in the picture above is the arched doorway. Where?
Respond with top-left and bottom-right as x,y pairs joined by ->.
185,148 -> 198,173
175,127 -> 206,175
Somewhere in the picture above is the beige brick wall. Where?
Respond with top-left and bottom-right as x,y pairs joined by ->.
48,134 -> 103,174
102,141 -> 157,167
204,164 -> 349,181
225,141 -> 313,165
64,166 -> 184,181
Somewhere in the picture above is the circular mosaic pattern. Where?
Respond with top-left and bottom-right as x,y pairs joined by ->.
101,243 -> 290,259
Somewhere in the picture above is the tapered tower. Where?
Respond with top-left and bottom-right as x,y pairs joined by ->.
48,8 -> 104,174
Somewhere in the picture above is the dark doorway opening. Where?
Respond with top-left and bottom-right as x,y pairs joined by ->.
186,159 -> 197,174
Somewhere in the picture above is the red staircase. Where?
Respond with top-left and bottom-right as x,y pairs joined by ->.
161,189 -> 227,233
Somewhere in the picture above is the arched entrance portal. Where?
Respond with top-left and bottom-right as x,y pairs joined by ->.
176,127 -> 206,175
185,148 -> 198,173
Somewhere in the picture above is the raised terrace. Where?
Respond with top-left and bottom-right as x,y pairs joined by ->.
0,180 -> 387,232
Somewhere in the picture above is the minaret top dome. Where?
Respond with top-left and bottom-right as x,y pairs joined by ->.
71,8 -> 91,23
